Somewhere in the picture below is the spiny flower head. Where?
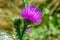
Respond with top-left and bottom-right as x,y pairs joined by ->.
21,6 -> 43,24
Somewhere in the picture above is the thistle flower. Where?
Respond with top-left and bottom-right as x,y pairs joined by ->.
21,6 -> 43,24
27,29 -> 32,34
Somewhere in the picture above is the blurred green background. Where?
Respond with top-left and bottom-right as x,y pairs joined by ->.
0,0 -> 60,40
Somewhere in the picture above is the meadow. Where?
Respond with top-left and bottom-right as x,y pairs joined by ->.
0,0 -> 60,40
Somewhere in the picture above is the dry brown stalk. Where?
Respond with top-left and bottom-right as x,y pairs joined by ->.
47,0 -> 57,8
50,2 -> 59,15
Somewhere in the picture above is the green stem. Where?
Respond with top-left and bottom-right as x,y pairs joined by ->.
20,25 -> 27,40
20,20 -> 28,40
13,19 -> 21,40
15,26 -> 21,40
23,0 -> 30,7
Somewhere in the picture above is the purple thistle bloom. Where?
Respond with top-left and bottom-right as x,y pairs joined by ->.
21,6 -> 43,24
27,29 -> 32,34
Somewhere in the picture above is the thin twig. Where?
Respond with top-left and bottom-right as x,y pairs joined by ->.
50,2 -> 59,15
56,7 -> 60,11
47,0 -> 57,8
